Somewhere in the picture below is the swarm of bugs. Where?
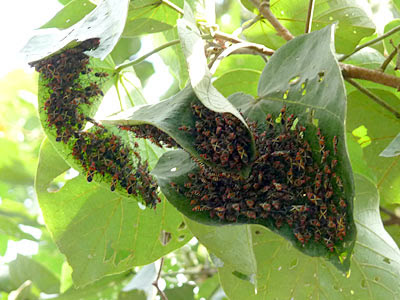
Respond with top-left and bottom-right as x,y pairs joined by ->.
171,107 -> 348,252
30,39 -> 160,207
180,102 -> 252,171
119,124 -> 180,149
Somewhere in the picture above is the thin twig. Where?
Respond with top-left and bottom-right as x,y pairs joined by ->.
341,63 -> 400,90
161,0 -> 184,15
163,268 -> 218,277
345,78 -> 400,118
153,257 -> 168,300
116,34 -> 213,72
380,46 -> 398,72
305,0 -> 315,34
119,77 -> 135,107
232,14 -> 263,36
339,24 -> 400,62
214,30 -> 274,56
381,206 -> 400,226
115,76 -> 124,111
249,0 -> 294,41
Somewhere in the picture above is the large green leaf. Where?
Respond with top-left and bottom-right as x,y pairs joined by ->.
347,89 -> 400,204
177,3 -> 256,154
380,133 -> 400,158
35,139 -> 192,286
186,219 -> 257,276
153,28 -> 189,89
152,25 -> 356,270
213,69 -> 261,98
40,0 -> 96,29
9,255 -> 60,294
102,85 -> 254,175
218,174 -> 400,300
21,0 -> 129,62
122,0 -> 183,37
244,0 -> 375,54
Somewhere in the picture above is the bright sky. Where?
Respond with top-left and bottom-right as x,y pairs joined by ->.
0,0 -> 62,77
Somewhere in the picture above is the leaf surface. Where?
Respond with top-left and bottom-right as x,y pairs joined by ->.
22,0 -> 129,62
35,139 -> 192,286
218,174 -> 400,300
243,0 -> 375,54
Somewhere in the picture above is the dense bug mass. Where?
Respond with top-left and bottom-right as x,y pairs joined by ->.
172,107 -> 348,251
119,124 -> 180,149
182,102 -> 252,171
30,39 -> 160,207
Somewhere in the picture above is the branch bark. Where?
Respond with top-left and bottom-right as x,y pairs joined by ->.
341,63 -> 400,91
249,0 -> 294,41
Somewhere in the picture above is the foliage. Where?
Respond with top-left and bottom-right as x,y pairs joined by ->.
1,0 -> 400,299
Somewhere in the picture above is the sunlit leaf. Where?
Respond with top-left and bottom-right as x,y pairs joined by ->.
35,139 -> 192,286
218,175 -> 400,300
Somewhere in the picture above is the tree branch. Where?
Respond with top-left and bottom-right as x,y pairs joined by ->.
345,78 -> 400,118
153,257 -> 168,300
161,0 -> 184,15
213,30 -> 274,56
380,45 -> 398,72
339,24 -> 400,62
249,0 -> 294,41
341,63 -> 400,91
305,0 -> 315,34
381,206 -> 400,226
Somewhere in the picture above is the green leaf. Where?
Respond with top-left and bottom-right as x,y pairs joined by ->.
213,69 -> 261,97
243,0 -> 375,54
232,25 -> 355,266
347,89 -> 400,204
122,0 -> 183,37
177,3 -> 256,161
164,283 -> 195,300
383,20 -> 400,53
35,139 -> 192,286
102,85 -> 254,175
186,219 -> 257,276
380,133 -> 400,157
40,0 -> 96,29
218,174 -> 400,300
52,272 -> 130,300
22,0 -> 130,62
9,255 -> 60,294
0,235 -> 8,256
153,28 -> 189,89
0,215 -> 36,241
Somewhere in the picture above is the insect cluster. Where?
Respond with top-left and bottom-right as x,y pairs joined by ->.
30,39 -> 160,207
180,102 -> 252,171
120,124 -> 179,149
172,107 -> 348,252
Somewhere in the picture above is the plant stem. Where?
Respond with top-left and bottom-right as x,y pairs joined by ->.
161,0 -> 183,15
214,30 -> 274,56
163,268 -> 217,277
233,14 -> 263,36
119,77 -> 135,107
341,63 -> 400,90
153,257 -> 168,300
345,78 -> 400,118
381,206 -> 400,226
249,0 -> 294,41
305,0 -> 315,34
339,24 -> 400,62
115,34 -> 212,72
115,76 -> 124,111
380,47 -> 398,72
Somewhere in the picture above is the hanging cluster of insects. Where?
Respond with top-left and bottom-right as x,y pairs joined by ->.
30,39 -> 160,207
167,107 -> 348,252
